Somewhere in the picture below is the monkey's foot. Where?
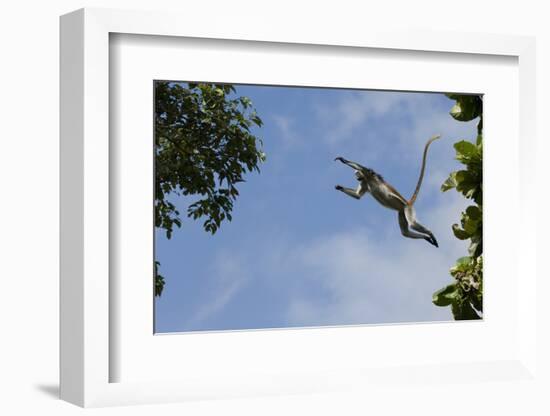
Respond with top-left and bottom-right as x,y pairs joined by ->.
425,235 -> 439,248
334,156 -> 346,163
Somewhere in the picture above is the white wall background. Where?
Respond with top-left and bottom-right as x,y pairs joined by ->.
0,1 -> 548,414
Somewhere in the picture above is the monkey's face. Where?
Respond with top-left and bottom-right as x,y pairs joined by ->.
355,171 -> 365,181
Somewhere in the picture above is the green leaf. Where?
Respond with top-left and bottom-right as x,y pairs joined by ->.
450,256 -> 472,275
454,170 -> 471,185
465,205 -> 481,220
449,95 -> 482,122
454,170 -> 480,199
433,283 -> 460,307
454,140 -> 477,159
456,256 -> 472,267
154,261 -> 166,297
463,216 -> 479,235
449,103 -> 464,120
441,172 -> 458,192
452,224 -> 470,240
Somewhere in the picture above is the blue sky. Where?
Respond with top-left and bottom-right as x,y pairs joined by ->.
154,85 -> 478,333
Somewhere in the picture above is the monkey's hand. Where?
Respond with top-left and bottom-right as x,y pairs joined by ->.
335,185 -> 344,191
334,156 -> 346,163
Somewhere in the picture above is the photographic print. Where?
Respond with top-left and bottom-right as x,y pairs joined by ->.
154,81 -> 483,333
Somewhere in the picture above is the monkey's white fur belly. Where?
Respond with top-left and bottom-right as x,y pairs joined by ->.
369,184 -> 405,211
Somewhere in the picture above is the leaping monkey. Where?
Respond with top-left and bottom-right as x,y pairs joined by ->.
334,135 -> 441,247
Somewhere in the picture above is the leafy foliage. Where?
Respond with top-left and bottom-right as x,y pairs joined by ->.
432,256 -> 483,319
154,261 -> 165,297
447,94 -> 483,126
154,81 -> 265,295
433,94 -> 483,320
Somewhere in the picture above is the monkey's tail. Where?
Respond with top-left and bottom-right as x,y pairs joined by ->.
408,134 -> 441,205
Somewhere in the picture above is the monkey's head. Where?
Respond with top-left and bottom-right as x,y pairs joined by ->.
360,168 -> 384,182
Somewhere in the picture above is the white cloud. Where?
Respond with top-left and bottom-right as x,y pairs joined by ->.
271,114 -> 301,149
397,97 -> 478,153
281,194 -> 468,326
316,90 -> 477,167
183,253 -> 249,328
316,90 -> 425,146
177,176 -> 470,330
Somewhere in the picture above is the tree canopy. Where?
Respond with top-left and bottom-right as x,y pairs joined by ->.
154,81 -> 265,295
433,94 -> 483,320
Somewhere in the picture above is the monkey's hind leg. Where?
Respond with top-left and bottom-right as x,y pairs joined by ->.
410,221 -> 438,247
404,206 -> 439,247
398,211 -> 428,240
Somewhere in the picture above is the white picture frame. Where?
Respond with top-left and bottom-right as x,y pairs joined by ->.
60,7 -> 538,408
